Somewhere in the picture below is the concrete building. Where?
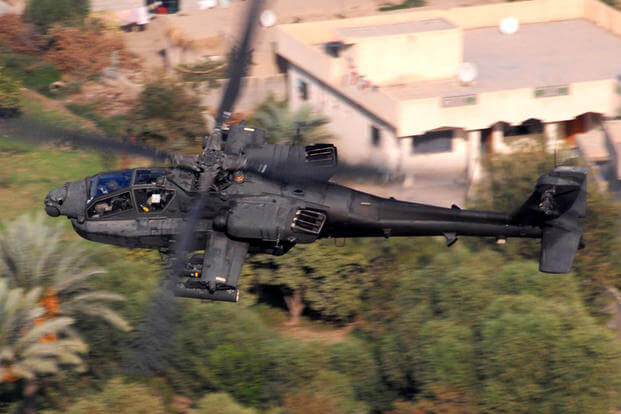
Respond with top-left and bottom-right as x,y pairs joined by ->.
274,0 -> 621,180
92,0 -> 215,13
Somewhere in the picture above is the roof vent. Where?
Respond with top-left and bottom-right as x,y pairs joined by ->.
457,62 -> 478,86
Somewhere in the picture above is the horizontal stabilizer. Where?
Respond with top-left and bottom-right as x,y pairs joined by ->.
539,226 -> 581,273
512,166 -> 588,274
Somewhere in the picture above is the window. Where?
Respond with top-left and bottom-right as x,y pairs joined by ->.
87,192 -> 133,219
371,126 -> 381,147
296,79 -> 308,101
90,170 -> 133,199
134,189 -> 175,213
134,168 -> 166,186
412,130 -> 453,154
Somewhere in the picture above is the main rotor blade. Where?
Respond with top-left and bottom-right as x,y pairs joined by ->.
169,194 -> 209,283
214,0 -> 264,128
0,114 -> 172,161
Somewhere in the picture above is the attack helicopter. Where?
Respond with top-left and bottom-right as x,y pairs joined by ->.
4,0 -> 587,303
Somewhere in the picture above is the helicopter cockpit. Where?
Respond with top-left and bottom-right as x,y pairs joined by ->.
86,168 -> 175,220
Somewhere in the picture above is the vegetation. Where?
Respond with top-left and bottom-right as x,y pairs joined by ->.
128,77 -> 207,149
379,0 -> 425,12
0,64 -> 21,116
0,279 -> 88,413
24,0 -> 90,32
0,53 -> 61,96
248,95 -> 332,145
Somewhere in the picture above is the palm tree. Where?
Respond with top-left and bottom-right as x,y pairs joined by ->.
0,213 -> 130,332
248,95 -> 333,145
0,279 -> 88,414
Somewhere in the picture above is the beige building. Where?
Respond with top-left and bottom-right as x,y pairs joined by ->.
274,0 -> 621,180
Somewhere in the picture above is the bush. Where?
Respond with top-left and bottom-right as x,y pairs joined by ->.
194,393 -> 258,414
479,295 -> 621,413
0,64 -> 21,116
0,52 -> 61,94
0,14 -> 46,54
129,77 -> 206,148
46,377 -> 166,414
24,0 -> 90,32
45,25 -> 130,79
379,0 -> 425,12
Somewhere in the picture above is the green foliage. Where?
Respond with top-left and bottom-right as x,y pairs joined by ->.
469,139 -> 621,301
283,370 -> 369,414
329,340 -> 393,411
0,52 -> 61,95
0,64 -> 21,115
379,0 -> 425,12
0,213 -> 130,332
0,279 -> 88,383
66,102 -> 128,137
248,95 -> 332,145
47,377 -> 166,414
129,77 -> 206,149
417,320 -> 475,397
24,0 -> 90,32
194,392 -> 257,414
170,300 -> 325,408
479,295 -> 621,413
247,239 -> 373,324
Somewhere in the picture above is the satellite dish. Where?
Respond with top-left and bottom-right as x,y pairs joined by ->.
500,17 -> 519,34
457,62 -> 478,85
260,10 -> 276,27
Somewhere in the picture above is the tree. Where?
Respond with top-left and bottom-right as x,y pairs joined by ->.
248,95 -> 332,145
246,240 -> 372,325
0,213 -> 130,331
46,377 -> 166,414
0,279 -> 88,414
469,139 -> 621,304
0,64 -> 21,118
282,370 -> 368,414
24,0 -> 90,32
193,392 -> 258,414
129,77 -> 207,149
479,295 -> 621,414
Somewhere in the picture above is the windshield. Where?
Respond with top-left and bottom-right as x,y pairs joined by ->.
134,168 -> 166,186
90,170 -> 133,199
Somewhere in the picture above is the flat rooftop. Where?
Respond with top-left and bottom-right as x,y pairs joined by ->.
382,19 -> 621,100
336,19 -> 455,39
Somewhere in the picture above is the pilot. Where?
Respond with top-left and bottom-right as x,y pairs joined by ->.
141,193 -> 161,212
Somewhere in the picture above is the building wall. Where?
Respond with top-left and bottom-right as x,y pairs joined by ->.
397,79 -> 619,137
91,0 -> 144,12
288,65 -> 469,174
288,65 -> 401,170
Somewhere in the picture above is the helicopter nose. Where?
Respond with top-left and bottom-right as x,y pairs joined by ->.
44,180 -> 87,219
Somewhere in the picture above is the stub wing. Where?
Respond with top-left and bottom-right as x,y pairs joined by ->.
173,231 -> 249,302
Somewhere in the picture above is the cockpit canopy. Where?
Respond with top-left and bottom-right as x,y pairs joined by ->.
87,168 -> 174,219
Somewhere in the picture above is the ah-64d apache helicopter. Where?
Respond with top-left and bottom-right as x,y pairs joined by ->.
3,0 -> 587,303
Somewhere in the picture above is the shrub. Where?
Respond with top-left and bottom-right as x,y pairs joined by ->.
24,0 -> 90,32
0,52 -> 61,94
0,14 -> 45,54
0,64 -> 21,117
44,25 -> 130,79
129,77 -> 206,148
194,393 -> 258,414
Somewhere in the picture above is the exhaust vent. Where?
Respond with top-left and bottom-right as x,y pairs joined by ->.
291,209 -> 326,235
305,144 -> 337,166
